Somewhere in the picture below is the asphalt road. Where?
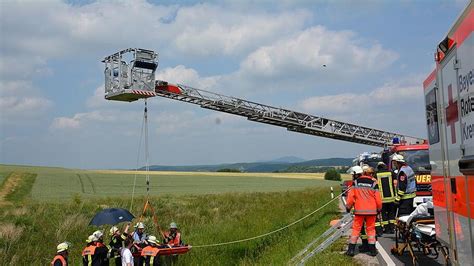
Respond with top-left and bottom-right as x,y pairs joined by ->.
375,231 -> 447,266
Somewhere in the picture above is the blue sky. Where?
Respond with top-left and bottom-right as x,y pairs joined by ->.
0,0 -> 469,169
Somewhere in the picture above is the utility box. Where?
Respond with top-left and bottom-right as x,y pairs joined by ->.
102,48 -> 158,102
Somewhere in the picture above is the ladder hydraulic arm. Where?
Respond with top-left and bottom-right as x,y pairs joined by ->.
154,81 -> 425,147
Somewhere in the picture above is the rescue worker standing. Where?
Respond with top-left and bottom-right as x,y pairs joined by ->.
51,242 -> 69,266
163,222 -> 183,247
141,235 -> 161,266
346,166 -> 382,257
392,154 -> 417,216
109,224 -> 129,266
82,230 -> 109,266
132,222 -> 147,244
376,162 -> 396,234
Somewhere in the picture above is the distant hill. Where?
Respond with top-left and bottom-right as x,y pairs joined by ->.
266,156 -> 306,163
145,157 -> 352,173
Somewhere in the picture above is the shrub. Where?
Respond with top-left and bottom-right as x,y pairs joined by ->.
324,168 -> 341,181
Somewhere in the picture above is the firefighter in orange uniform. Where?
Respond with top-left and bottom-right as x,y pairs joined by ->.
163,222 -> 183,247
141,235 -> 161,266
345,166 -> 382,257
51,242 -> 69,266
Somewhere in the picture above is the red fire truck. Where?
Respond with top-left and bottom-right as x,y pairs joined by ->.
423,2 -> 473,264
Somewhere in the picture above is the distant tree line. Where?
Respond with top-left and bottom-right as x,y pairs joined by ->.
216,168 -> 242,173
274,166 -> 350,173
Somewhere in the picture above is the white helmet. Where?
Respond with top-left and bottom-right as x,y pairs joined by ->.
349,166 -> 363,175
109,226 -> 119,235
135,222 -> 145,229
170,222 -> 178,229
391,154 -> 405,163
93,230 -> 104,240
57,242 -> 69,253
148,235 -> 158,244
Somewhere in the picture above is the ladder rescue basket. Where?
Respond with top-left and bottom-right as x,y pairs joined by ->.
102,48 -> 158,102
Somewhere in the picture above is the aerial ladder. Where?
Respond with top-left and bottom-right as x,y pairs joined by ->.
103,48 -> 424,148
102,48 -> 425,263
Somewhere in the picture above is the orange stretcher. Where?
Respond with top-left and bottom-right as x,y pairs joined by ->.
133,244 -> 191,257
157,245 -> 192,256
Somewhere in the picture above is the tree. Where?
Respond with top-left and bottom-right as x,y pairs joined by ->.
324,168 -> 341,181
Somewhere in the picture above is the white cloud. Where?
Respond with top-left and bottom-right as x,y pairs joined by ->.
155,65 -> 220,89
0,96 -> 52,118
86,85 -> 106,109
0,80 -> 53,122
300,79 -> 422,114
239,26 -> 398,80
172,5 -> 310,56
50,110 -> 137,130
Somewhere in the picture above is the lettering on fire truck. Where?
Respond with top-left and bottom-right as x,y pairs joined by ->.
415,174 -> 431,184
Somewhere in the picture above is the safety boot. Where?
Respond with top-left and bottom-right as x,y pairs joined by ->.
346,244 -> 356,257
358,239 -> 369,253
369,244 -> 378,257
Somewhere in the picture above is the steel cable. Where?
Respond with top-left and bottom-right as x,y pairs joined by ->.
192,187 -> 351,248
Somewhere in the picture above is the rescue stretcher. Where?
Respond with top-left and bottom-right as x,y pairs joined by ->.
132,244 -> 191,257
390,215 -> 450,265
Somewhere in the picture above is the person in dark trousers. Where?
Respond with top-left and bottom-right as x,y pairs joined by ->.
51,242 -> 69,266
392,154 -> 417,216
141,235 -> 161,266
109,224 -> 129,266
376,162 -> 397,234
82,230 -> 109,266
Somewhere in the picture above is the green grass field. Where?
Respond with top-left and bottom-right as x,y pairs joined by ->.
0,165 -> 355,265
0,164 -> 344,200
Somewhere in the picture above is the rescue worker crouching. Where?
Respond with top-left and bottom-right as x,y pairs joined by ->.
109,224 -> 129,266
163,222 -> 183,247
51,242 -> 69,266
141,235 -> 161,266
82,230 -> 109,266
391,154 -> 417,216
345,166 -> 382,257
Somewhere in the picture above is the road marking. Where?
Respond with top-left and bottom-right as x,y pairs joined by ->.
376,241 -> 396,266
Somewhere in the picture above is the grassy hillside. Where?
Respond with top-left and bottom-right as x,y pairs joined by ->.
0,165 -> 355,265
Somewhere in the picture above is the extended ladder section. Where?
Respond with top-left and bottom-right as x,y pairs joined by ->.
154,81 -> 424,147
102,48 -> 425,147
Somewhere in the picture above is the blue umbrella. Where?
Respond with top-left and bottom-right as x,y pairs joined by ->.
89,208 -> 135,226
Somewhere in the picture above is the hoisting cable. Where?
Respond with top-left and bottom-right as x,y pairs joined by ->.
133,99 -> 166,238
192,187 -> 351,248
144,99 -> 150,196
129,100 -> 147,211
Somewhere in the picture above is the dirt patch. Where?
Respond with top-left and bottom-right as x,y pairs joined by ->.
0,173 -> 23,205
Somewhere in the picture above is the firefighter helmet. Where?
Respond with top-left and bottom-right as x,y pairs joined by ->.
110,226 -> 119,235
148,235 -> 158,244
391,154 -> 405,163
57,242 -> 69,253
350,166 -> 363,175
